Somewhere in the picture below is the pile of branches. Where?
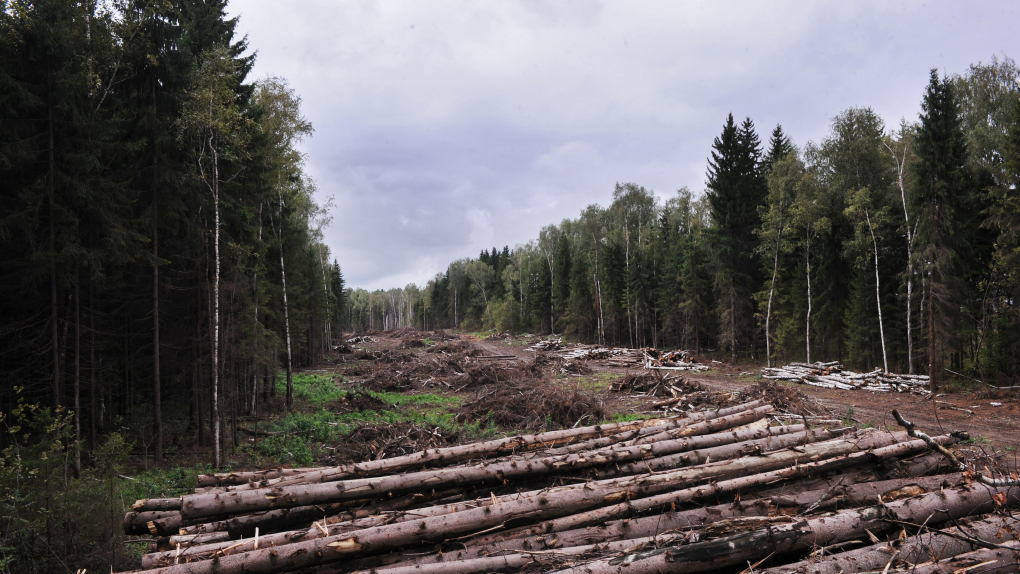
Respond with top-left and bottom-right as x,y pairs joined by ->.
121,404 -> 1020,574
762,362 -> 931,394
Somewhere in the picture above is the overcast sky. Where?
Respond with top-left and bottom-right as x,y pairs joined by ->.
226,1 -> 1019,291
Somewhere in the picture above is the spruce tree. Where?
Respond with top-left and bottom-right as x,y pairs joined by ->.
706,114 -> 766,361
911,69 -> 973,389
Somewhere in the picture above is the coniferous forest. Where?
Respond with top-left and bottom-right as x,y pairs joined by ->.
349,62 -> 1020,390
1,1 -> 1020,571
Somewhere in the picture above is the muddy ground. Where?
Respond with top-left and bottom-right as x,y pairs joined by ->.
317,330 -> 1019,466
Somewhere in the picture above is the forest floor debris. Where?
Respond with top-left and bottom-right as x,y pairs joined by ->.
123,393 -> 1020,574
120,331 -> 1018,573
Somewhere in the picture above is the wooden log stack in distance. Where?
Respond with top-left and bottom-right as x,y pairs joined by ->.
120,403 -> 1020,574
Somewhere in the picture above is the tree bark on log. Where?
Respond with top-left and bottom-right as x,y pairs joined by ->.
134,498 -> 184,512
134,433 -> 927,573
195,468 -> 322,488
545,483 -> 1020,574
761,514 -> 1020,574
393,473 -> 966,568
179,408 -> 787,520
597,427 -> 833,478
856,541 -> 1020,574
124,511 -> 182,536
217,401 -> 764,493
466,435 -> 950,544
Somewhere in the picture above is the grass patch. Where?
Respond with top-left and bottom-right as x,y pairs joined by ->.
367,391 -> 459,407
275,372 -> 345,405
572,371 -> 617,392
602,412 -> 657,424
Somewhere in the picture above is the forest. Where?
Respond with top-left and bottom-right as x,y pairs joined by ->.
1,0 -> 1019,571
0,1 -> 344,568
347,58 -> 1020,389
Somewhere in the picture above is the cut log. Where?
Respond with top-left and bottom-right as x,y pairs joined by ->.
124,510 -> 181,536
544,483 -> 1020,574
760,514 -> 1020,574
143,432 -> 924,572
180,409 -> 800,521
472,435 -> 952,541
856,541 -> 1020,574
412,473 -> 969,567
217,401 -> 765,493
133,498 -> 183,512
195,468 -> 322,488
597,427 -> 834,478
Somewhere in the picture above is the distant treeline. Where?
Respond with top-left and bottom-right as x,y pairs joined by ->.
0,0 -> 345,471
347,59 -> 1020,387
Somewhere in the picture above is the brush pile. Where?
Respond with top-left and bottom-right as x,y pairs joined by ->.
762,361 -> 932,394
121,403 -> 1020,574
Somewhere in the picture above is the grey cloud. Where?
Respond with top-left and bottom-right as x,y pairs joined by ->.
229,0 -> 1019,289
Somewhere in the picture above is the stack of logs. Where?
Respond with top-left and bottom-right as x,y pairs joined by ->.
121,402 -> 1019,574
762,361 -> 932,393
644,349 -> 710,371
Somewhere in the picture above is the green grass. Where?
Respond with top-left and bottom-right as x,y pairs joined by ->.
275,372 -> 346,405
572,371 -> 618,392
241,386 -> 465,467
602,412 -> 657,423
367,390 -> 459,407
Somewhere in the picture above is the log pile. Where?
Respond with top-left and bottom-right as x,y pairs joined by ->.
346,335 -> 376,344
120,404 -> 1020,574
527,338 -> 564,351
762,361 -> 931,394
644,348 -> 710,371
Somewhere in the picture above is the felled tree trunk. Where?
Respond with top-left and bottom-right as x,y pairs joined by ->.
220,401 -> 764,492
761,514 -> 1019,574
179,407 -> 785,521
547,483 -> 1019,574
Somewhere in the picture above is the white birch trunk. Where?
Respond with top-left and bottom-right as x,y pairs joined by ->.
277,189 -> 294,410
865,208 -> 888,373
805,230 -> 811,365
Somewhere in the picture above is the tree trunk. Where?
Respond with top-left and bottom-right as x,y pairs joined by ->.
929,263 -> 936,390
277,190 -> 294,409
761,514 -> 1016,574
212,140 -> 221,468
178,430 -> 906,521
122,437 -> 969,574
89,279 -> 96,450
74,267 -> 81,478
153,185 -> 163,463
866,208 -> 888,373
806,231 -> 812,364
766,227 -> 782,368
213,402 -> 762,492
551,483 -> 1016,574
49,83 -> 60,414
430,474 -> 965,567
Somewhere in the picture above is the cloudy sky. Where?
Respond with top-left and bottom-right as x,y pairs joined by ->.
226,1 -> 1019,290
